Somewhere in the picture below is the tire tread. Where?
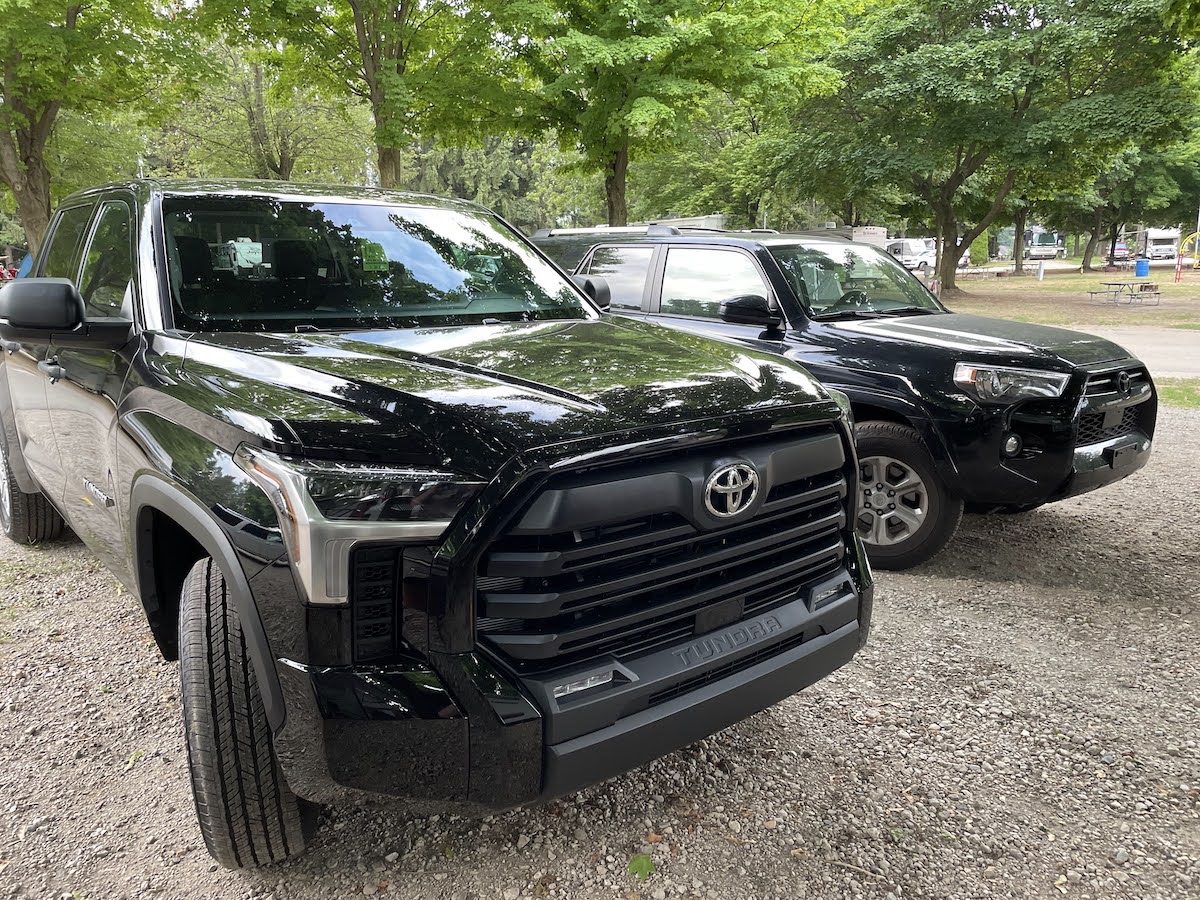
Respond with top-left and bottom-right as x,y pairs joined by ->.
180,558 -> 307,868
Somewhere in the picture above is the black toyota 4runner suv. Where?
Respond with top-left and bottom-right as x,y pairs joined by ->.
0,182 -> 871,867
533,228 -> 1158,569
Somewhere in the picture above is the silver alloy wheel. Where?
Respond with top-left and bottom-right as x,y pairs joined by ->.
0,445 -> 11,534
856,454 -> 929,546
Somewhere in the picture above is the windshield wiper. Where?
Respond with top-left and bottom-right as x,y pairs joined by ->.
811,309 -> 886,321
875,306 -> 941,316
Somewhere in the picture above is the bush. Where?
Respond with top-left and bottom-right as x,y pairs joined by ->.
970,233 -> 989,266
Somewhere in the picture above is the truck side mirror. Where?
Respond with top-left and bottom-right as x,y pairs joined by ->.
0,278 -> 86,345
0,278 -> 131,350
571,274 -> 611,312
719,294 -> 782,329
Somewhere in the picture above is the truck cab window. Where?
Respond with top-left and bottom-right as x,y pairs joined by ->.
40,204 -> 95,280
77,201 -> 134,320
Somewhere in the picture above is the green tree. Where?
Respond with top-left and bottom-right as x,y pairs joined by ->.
785,0 -> 1195,290
0,0 -> 190,252
500,0 -> 844,226
217,1 -> 503,189
145,44 -> 373,183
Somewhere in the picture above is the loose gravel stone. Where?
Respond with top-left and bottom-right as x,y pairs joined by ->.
0,408 -> 1197,899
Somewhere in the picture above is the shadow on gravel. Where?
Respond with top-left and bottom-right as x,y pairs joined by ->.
920,506 -> 1187,601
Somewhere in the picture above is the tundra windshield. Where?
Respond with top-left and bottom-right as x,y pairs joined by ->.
769,243 -> 944,319
163,197 -> 590,332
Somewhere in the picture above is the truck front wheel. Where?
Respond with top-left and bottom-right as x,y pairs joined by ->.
854,422 -> 962,570
0,439 -> 64,544
179,557 -> 314,867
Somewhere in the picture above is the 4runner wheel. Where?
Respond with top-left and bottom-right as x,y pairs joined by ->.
179,557 -> 313,868
0,439 -> 64,544
854,422 -> 963,570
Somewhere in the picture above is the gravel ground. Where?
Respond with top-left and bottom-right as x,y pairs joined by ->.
2,409 -> 1198,900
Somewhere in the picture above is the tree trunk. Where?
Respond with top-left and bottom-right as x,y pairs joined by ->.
1073,233 -> 1081,256
12,171 -> 51,256
933,202 -> 959,292
1108,224 -> 1120,263
0,135 -> 53,256
1082,209 -> 1104,271
378,144 -> 403,188
604,142 -> 629,227
1012,207 -> 1027,275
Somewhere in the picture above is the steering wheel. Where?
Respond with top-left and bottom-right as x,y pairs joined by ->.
830,289 -> 870,310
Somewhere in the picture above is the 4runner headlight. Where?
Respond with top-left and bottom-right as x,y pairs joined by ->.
953,363 -> 1070,403
235,446 -> 484,605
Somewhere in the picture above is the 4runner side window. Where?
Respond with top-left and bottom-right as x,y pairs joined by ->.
660,248 -> 769,319
163,198 -> 590,332
77,201 -> 134,320
583,246 -> 652,311
40,204 -> 95,280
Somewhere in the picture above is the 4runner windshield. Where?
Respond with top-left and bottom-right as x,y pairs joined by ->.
163,197 -> 590,332
769,244 -> 944,319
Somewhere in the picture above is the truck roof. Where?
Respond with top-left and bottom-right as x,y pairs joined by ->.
56,178 -> 487,214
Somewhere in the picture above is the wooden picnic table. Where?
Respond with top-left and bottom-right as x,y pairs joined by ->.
1089,281 -> 1161,306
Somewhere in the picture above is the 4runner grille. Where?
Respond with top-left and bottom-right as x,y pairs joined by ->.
476,435 -> 849,673
1077,405 -> 1144,445
1076,368 -> 1152,446
1083,367 -> 1149,396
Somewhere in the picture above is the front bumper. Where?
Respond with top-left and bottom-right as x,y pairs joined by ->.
1054,431 -> 1152,499
943,361 -> 1156,507
272,560 -> 871,810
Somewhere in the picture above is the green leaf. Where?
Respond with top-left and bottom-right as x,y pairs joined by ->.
628,853 -> 656,880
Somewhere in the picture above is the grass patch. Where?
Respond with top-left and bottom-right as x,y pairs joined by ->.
1156,378 -> 1200,408
943,272 -> 1200,329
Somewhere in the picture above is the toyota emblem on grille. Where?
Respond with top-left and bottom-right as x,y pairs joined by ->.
704,463 -> 759,518
1117,371 -> 1132,394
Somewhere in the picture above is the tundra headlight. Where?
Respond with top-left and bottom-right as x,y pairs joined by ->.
953,363 -> 1070,403
827,387 -> 854,429
235,446 -> 484,605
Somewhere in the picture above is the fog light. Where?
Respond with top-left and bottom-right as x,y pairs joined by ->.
552,671 -> 614,700
1003,434 -> 1023,457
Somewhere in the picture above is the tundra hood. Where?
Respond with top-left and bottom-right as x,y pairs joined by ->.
178,317 -> 835,473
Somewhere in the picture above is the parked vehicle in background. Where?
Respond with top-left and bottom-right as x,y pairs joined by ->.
0,181 -> 873,868
886,238 -> 935,272
1024,232 -> 1062,260
1144,228 -> 1180,260
534,228 -> 1159,571
1109,240 -> 1131,262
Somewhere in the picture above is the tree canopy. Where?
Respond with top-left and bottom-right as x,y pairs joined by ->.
0,0 -> 196,251
0,0 -> 1196,271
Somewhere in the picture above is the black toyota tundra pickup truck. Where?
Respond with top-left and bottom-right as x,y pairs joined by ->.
534,228 -> 1158,569
0,181 -> 871,867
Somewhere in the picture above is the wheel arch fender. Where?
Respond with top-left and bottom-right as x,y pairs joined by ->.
0,362 -> 38,493
838,388 -> 960,484
130,472 -> 286,733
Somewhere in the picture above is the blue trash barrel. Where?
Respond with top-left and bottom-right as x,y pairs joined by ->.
1135,257 -> 1150,277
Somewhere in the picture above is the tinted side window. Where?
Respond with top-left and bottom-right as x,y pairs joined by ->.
40,204 -> 95,280
77,201 -> 134,320
584,246 -> 653,310
659,248 -> 769,319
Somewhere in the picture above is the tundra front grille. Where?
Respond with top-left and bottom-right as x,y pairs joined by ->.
476,431 -> 850,673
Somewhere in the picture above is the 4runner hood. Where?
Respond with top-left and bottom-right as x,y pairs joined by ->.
828,313 -> 1132,367
180,317 -> 832,472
